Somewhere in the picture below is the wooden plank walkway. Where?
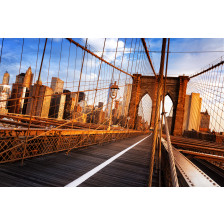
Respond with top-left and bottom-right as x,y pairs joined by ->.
0,134 -> 158,187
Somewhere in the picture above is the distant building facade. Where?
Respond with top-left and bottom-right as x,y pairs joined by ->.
0,72 -> 10,114
50,77 -> 64,94
49,77 -> 65,119
122,84 -> 132,117
183,93 -> 202,132
9,67 -> 33,114
2,72 -> 10,85
199,110 -> 210,132
26,80 -> 53,118
63,90 -> 77,120
106,83 -> 113,117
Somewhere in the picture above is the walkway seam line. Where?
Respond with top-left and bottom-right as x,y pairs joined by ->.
65,134 -> 151,187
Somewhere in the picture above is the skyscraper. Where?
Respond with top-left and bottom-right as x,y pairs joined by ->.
49,77 -> 66,119
199,110 -> 210,132
106,83 -> 112,117
183,93 -> 202,132
122,84 -> 132,117
0,72 -> 10,114
9,67 -> 33,114
2,72 -> 10,85
26,79 -> 54,118
50,77 -> 64,94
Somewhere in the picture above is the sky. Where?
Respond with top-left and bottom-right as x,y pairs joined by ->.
0,38 -> 224,129
1,38 -> 224,82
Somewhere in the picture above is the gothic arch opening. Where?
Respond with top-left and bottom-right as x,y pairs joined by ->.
136,94 -> 152,130
161,95 -> 174,134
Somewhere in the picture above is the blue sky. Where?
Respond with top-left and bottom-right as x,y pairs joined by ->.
1,38 -> 223,84
0,38 -> 224,81
147,38 -> 224,75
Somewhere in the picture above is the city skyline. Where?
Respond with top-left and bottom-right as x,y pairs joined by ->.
1,38 -> 224,131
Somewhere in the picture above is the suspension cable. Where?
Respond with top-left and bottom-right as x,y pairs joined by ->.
190,59 -> 224,79
141,38 -> 157,76
66,38 -> 133,77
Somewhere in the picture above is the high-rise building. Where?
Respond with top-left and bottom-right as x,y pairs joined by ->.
85,105 -> 94,123
122,84 -> 132,117
78,92 -> 85,102
50,77 -> 64,93
0,72 -> 10,114
183,93 -> 202,132
199,110 -> 210,132
98,102 -> 104,110
112,100 -> 123,125
106,83 -> 112,117
2,72 -> 10,85
9,67 -> 33,114
72,104 -> 87,123
63,90 -> 78,120
78,100 -> 87,113
26,80 -> 53,118
49,94 -> 66,119
94,110 -> 105,124
48,77 -> 66,119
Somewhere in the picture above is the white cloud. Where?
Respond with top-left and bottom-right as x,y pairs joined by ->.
53,38 -> 63,43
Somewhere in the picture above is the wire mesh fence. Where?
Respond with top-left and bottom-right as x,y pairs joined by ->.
187,56 -> 224,133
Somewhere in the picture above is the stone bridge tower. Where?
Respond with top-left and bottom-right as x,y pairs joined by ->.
128,74 -> 189,136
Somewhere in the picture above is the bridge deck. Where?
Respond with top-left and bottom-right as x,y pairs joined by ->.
0,134 -> 158,187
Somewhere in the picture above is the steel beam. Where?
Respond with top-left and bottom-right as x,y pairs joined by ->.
179,149 -> 224,163
161,138 -> 219,187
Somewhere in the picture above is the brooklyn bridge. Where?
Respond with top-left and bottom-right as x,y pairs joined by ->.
0,38 -> 223,187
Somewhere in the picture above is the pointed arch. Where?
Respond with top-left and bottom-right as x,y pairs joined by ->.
161,94 -> 174,134
136,93 -> 152,129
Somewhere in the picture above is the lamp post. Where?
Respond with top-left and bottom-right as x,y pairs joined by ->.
108,81 -> 119,131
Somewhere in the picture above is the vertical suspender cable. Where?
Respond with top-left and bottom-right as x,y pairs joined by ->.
158,38 -> 170,186
21,38 -> 48,165
148,38 -> 166,187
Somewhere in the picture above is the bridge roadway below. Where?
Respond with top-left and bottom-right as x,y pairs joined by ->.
0,134 -> 158,187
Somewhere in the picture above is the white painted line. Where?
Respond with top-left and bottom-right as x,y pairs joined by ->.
65,134 -> 151,187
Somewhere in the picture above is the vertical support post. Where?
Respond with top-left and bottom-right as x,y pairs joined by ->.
148,38 -> 167,187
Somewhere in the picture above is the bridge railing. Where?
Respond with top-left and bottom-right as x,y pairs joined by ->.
0,129 -> 147,164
